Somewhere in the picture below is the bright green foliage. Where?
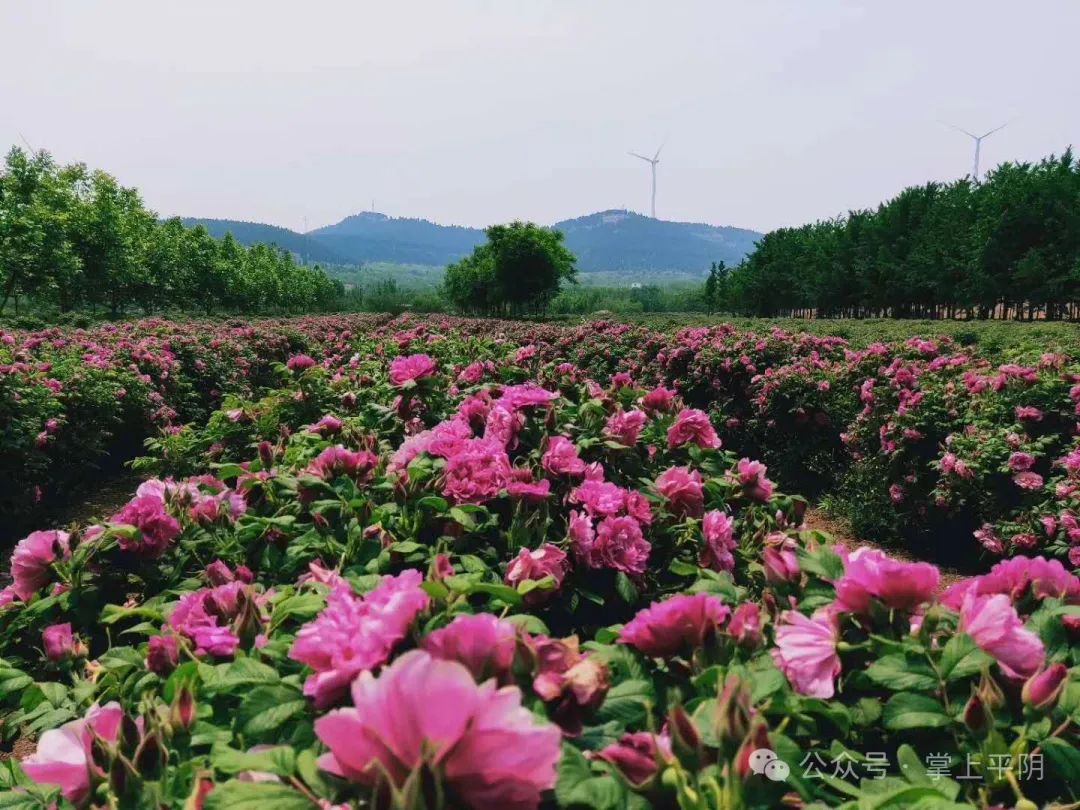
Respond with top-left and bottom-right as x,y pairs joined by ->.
0,147 -> 343,315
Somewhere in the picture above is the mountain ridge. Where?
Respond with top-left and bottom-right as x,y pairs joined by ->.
181,210 -> 762,275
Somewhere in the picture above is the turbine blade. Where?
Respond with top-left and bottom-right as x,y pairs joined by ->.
939,120 -> 977,140
654,137 -> 668,161
980,121 -> 1009,139
629,152 -> 651,162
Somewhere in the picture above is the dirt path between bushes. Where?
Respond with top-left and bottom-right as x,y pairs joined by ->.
803,507 -> 967,591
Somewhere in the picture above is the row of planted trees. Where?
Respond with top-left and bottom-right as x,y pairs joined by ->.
722,149 -> 1080,319
0,147 -> 343,316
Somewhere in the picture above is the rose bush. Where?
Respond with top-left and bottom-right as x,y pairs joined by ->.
0,322 -> 1077,809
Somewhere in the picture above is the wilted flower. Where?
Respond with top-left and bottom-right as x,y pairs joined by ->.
315,650 -> 560,810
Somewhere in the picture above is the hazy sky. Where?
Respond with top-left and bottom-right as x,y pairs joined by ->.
3,1 -> 1078,234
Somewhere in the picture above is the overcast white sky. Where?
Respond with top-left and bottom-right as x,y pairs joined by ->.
2,1 -> 1077,234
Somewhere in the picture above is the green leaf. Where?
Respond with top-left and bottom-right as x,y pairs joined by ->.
215,658 -> 281,691
938,634 -> 991,681
203,781 -> 314,810
882,693 -> 951,731
211,744 -> 296,778
0,669 -> 32,700
1042,736 -> 1080,784
865,655 -> 938,691
554,744 -> 625,809
236,686 -> 307,736
596,679 -> 654,726
613,572 -> 638,604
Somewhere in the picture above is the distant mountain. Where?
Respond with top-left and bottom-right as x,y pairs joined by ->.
181,210 -> 762,276
179,218 -> 346,265
308,212 -> 485,266
554,210 -> 761,272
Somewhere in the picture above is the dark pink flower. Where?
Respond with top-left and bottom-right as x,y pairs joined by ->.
700,510 -> 736,572
590,516 -> 651,576
43,623 -> 77,662
619,593 -> 730,658
604,409 -> 647,446
9,529 -> 70,601
727,603 -> 763,648
640,386 -> 676,415
110,494 -> 180,558
286,353 -> 317,372
442,439 -> 512,504
735,458 -> 774,502
667,408 -> 721,450
146,635 -> 179,676
289,571 -> 429,708
656,466 -> 704,518
422,613 -> 519,684
542,436 -> 586,477
315,650 -> 560,810
388,353 -> 437,386
505,544 -> 569,605
595,731 -> 672,786
833,547 -> 940,613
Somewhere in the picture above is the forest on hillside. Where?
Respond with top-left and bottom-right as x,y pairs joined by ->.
723,151 -> 1080,320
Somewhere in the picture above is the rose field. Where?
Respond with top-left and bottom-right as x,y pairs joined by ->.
1,314 -> 1079,809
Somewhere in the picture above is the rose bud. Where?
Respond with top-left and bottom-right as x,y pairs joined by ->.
666,704 -> 704,764
171,683 -> 197,732
735,721 -> 773,780
962,693 -> 992,738
204,559 -> 234,586
714,673 -> 752,749
594,731 -> 672,787
728,603 -> 763,649
975,669 -> 1006,712
1022,663 -> 1068,713
146,635 -> 180,676
257,441 -> 275,469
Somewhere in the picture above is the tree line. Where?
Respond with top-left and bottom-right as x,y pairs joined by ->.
0,147 -> 343,316
722,150 -> 1080,320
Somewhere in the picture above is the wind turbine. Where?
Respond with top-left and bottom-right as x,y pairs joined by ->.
942,121 -> 1008,182
629,140 -> 665,218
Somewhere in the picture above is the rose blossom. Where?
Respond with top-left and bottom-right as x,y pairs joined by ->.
959,591 -> 1045,679
388,353 -> 437,386
833,547 -> 940,613
700,509 -> 736,572
541,435 -> 586,477
9,529 -> 70,601
619,593 -> 730,658
656,466 -> 705,518
289,571 -> 429,708
504,544 -> 570,605
315,650 -> 560,810
22,702 -> 124,805
422,613 -> 519,684
771,610 -> 841,698
667,408 -> 721,450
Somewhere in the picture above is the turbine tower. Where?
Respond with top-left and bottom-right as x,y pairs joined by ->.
943,121 -> 1008,182
629,141 -> 665,218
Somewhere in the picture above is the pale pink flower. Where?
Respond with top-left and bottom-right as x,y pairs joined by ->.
619,593 -> 730,658
22,702 -> 123,805
727,602 -> 763,648
290,571 -> 429,708
530,635 -> 609,735
771,610 -> 841,698
959,592 -> 1045,679
315,650 -> 560,809
1013,471 -> 1044,491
